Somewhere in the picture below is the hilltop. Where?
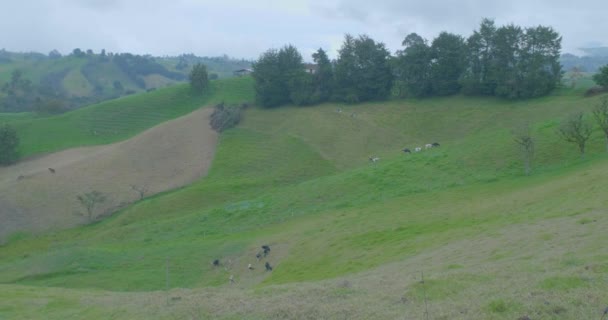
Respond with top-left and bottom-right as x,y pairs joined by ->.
0,77 -> 607,319
0,49 -> 251,112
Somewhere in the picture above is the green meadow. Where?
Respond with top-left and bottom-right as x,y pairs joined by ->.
1,77 -> 608,319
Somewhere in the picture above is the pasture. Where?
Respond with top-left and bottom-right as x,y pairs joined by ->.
0,79 -> 607,319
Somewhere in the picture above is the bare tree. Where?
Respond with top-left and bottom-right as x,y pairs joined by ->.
557,112 -> 593,158
130,184 -> 149,200
77,191 -> 107,222
593,96 -> 608,152
513,123 -> 535,175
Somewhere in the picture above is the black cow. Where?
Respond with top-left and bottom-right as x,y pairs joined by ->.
432,142 -> 440,147
265,262 -> 273,271
262,245 -> 271,257
48,168 -> 56,173
403,148 -> 411,153
212,259 -> 220,267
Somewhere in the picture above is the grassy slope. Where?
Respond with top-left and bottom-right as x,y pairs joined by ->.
0,77 -> 253,157
1,82 -> 608,319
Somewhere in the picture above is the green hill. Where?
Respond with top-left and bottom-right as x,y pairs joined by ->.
0,50 -> 251,113
2,76 -> 253,157
1,79 -> 608,319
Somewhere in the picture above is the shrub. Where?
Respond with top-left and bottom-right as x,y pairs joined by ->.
0,124 -> 19,166
209,102 -> 243,132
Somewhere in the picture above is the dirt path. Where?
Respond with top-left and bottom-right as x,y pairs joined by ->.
0,107 -> 218,240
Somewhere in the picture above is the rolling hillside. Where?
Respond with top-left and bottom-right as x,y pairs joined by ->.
0,78 -> 607,319
0,50 -> 251,112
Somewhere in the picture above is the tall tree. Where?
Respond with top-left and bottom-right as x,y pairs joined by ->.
493,24 -> 525,99
311,48 -> 333,103
430,32 -> 467,96
279,45 -> 310,106
557,112 -> 593,158
334,34 -> 359,102
0,124 -> 19,166
518,26 -> 562,98
461,19 -> 497,95
593,96 -> 608,151
252,45 -> 307,107
189,63 -> 209,94
252,49 -> 285,107
334,34 -> 393,102
394,33 -> 432,97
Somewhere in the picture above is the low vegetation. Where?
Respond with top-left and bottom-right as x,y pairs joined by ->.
593,64 -> 608,88
1,71 -> 608,319
209,102 -> 244,132
0,124 -> 19,165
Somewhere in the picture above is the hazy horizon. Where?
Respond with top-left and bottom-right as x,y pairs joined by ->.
1,0 -> 606,60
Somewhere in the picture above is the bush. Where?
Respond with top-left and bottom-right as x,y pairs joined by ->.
209,102 -> 243,132
592,64 -> 608,88
0,124 -> 19,166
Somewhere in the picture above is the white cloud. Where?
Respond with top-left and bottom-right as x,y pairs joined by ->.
0,0 -> 604,59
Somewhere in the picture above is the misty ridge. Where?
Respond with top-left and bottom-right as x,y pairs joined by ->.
0,49 -> 252,113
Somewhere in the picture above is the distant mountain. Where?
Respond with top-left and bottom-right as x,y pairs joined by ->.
0,49 -> 251,113
579,47 -> 608,57
560,47 -> 608,73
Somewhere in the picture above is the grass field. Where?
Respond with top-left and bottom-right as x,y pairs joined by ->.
1,79 -> 608,319
0,76 -> 254,157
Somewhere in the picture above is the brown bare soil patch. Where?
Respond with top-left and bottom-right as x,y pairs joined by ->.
0,107 -> 217,240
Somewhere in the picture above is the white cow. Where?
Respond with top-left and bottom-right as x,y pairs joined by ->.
414,147 -> 422,152
425,143 -> 433,149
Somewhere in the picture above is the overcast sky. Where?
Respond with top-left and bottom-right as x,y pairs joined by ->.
0,0 -> 605,60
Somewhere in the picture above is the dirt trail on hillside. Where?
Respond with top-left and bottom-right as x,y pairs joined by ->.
0,108 -> 217,240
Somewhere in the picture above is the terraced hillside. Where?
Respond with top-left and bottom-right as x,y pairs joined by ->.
0,80 -> 607,319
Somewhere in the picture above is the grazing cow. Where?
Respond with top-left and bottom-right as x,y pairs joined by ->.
248,263 -> 254,270
403,148 -> 411,153
256,252 -> 262,261
48,168 -> 56,173
432,142 -> 440,147
213,259 -> 220,267
229,274 -> 235,284
265,262 -> 273,271
414,147 -> 422,152
369,156 -> 380,163
425,144 -> 433,149
262,245 -> 271,257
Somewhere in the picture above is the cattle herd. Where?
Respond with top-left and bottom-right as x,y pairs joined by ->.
213,245 -> 274,284
370,142 -> 441,163
403,142 -> 440,154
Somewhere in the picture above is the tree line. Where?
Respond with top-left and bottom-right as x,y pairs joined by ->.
252,19 -> 564,108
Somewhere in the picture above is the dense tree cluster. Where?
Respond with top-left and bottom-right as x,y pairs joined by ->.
402,19 -> 563,99
253,36 -> 392,107
252,18 -> 563,108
